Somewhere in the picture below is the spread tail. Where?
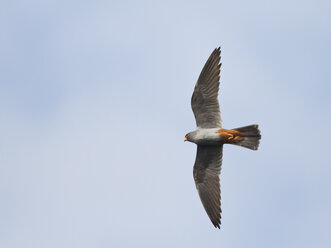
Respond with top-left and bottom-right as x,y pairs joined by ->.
232,124 -> 261,150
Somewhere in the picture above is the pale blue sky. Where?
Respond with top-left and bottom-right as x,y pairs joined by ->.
1,0 -> 330,247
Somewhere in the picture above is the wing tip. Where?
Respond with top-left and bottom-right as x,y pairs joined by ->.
213,220 -> 221,229
212,47 -> 222,68
212,212 -> 222,229
213,46 -> 221,56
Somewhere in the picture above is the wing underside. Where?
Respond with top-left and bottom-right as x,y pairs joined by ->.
193,145 -> 223,228
191,47 -> 222,128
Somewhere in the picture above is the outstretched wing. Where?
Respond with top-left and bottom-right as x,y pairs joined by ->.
193,145 -> 223,228
191,47 -> 222,128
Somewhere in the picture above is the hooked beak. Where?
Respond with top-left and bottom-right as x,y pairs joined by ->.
184,136 -> 188,142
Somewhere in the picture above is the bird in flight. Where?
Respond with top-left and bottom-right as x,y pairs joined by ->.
184,47 -> 261,228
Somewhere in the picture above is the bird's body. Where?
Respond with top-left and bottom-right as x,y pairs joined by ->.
186,128 -> 221,145
186,126 -> 259,148
185,47 -> 261,228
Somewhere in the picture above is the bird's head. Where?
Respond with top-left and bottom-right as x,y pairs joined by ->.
184,133 -> 192,142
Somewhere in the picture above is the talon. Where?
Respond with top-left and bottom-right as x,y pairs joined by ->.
228,134 -> 234,140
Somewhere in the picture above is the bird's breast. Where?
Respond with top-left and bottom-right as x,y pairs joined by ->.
193,128 -> 222,145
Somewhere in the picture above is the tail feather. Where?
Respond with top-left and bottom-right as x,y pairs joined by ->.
232,124 -> 261,150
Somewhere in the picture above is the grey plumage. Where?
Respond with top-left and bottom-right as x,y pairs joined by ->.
232,125 -> 261,150
186,47 -> 261,229
191,47 -> 222,129
191,48 -> 223,228
193,145 -> 223,228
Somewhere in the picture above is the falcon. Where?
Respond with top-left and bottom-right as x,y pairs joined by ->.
184,47 -> 261,228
